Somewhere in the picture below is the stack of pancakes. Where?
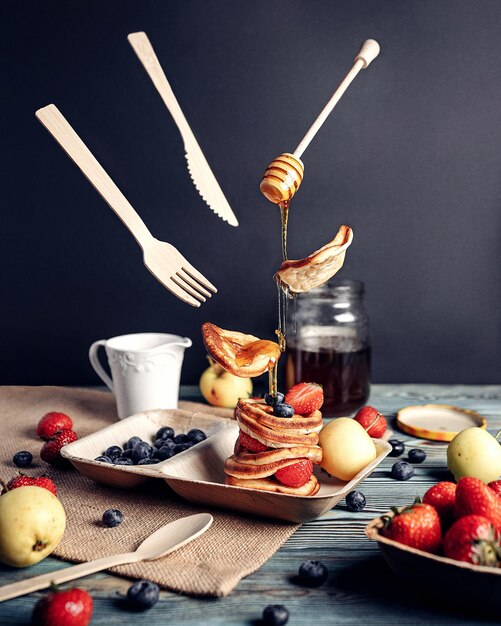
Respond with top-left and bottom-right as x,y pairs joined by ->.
224,398 -> 323,495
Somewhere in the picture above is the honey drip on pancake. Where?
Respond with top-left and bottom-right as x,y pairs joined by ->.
235,339 -> 279,368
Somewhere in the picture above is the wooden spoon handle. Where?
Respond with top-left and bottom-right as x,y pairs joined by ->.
0,552 -> 137,603
293,39 -> 380,159
35,104 -> 153,248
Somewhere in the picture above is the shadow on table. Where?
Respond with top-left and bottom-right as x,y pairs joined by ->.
332,554 -> 500,623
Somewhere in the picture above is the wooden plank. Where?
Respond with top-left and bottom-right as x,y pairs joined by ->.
1,384 -> 500,625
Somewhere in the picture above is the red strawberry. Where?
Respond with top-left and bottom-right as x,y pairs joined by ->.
238,430 -> 269,453
455,477 -> 501,531
285,383 -> 324,415
3,474 -> 57,496
32,587 -> 93,626
36,412 -> 73,440
353,406 -> 387,438
422,482 -> 457,528
488,480 -> 501,497
443,514 -> 501,566
275,460 -> 313,488
380,502 -> 442,553
41,430 -> 78,467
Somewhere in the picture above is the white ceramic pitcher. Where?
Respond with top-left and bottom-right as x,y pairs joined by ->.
89,333 -> 192,419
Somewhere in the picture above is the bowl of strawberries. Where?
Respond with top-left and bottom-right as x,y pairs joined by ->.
366,476 -> 501,615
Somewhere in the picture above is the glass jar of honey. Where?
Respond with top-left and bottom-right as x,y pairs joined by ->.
285,279 -> 371,417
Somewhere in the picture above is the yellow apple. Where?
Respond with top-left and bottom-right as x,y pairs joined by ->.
447,427 -> 501,483
199,359 -> 252,408
0,486 -> 66,567
319,417 -> 377,481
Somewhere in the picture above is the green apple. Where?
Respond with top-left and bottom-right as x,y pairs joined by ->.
0,486 -> 66,567
447,427 -> 501,483
199,358 -> 252,408
319,417 -> 377,481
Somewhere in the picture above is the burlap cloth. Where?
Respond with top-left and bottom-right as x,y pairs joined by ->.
0,386 -> 299,597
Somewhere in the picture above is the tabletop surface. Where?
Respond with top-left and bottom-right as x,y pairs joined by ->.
1,384 -> 501,625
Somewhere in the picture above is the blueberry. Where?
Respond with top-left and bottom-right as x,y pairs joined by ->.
126,580 -> 159,611
158,438 -> 175,449
138,458 -> 159,465
265,392 -> 285,406
173,442 -> 193,454
95,455 -> 113,464
155,446 -> 176,461
114,457 -> 134,466
408,448 -> 426,464
388,439 -> 405,457
126,436 -> 142,450
131,442 -> 153,464
262,604 -> 289,626
105,445 -> 122,460
102,508 -> 123,527
152,439 -> 166,449
13,451 -> 33,468
121,448 -> 133,459
187,429 -> 207,444
173,433 -> 189,444
273,403 -> 294,418
156,426 -> 175,441
345,490 -> 366,512
391,461 -> 414,481
298,560 -> 328,587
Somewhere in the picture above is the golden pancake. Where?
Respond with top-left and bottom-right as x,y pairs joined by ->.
236,398 -> 323,432
201,322 -> 281,377
225,474 -> 320,496
275,224 -> 353,294
237,409 -> 320,447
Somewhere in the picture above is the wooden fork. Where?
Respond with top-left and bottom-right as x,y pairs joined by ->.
35,104 -> 216,307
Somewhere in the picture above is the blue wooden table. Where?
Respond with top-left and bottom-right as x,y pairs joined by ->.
1,384 -> 500,625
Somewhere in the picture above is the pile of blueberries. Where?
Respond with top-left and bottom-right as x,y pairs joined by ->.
94,426 -> 207,466
264,392 -> 294,418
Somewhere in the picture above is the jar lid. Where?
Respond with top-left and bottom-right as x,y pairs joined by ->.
396,404 -> 486,441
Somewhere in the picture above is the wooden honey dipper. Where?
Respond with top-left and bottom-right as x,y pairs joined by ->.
260,39 -> 380,204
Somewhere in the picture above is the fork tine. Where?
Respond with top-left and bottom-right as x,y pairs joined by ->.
177,269 -> 213,299
172,273 -> 207,302
164,277 -> 202,307
181,262 -> 217,294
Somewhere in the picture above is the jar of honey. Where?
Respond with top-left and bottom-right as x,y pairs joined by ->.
285,279 -> 371,417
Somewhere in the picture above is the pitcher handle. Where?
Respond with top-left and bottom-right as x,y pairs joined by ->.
89,340 -> 114,391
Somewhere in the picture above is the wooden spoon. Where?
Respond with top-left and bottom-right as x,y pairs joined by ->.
0,513 -> 212,602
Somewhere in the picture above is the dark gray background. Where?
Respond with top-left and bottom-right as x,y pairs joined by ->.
2,0 -> 500,386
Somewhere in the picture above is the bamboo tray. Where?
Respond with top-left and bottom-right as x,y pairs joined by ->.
62,409 -> 391,522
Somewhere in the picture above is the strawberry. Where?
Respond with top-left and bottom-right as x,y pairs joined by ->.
422,482 -> 457,528
488,480 -> 501,497
3,474 -> 57,496
443,514 -> 501,566
275,460 -> 313,488
284,383 -> 324,415
380,502 -> 442,553
238,430 -> 269,453
353,406 -> 387,438
455,476 -> 501,531
32,587 -> 93,626
41,430 -> 78,468
36,412 -> 73,440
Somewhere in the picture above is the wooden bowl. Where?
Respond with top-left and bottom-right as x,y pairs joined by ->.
366,515 -> 501,615
63,409 -> 391,523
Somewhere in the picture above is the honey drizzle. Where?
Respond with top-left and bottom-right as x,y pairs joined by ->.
279,200 -> 290,261
268,200 -> 294,398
